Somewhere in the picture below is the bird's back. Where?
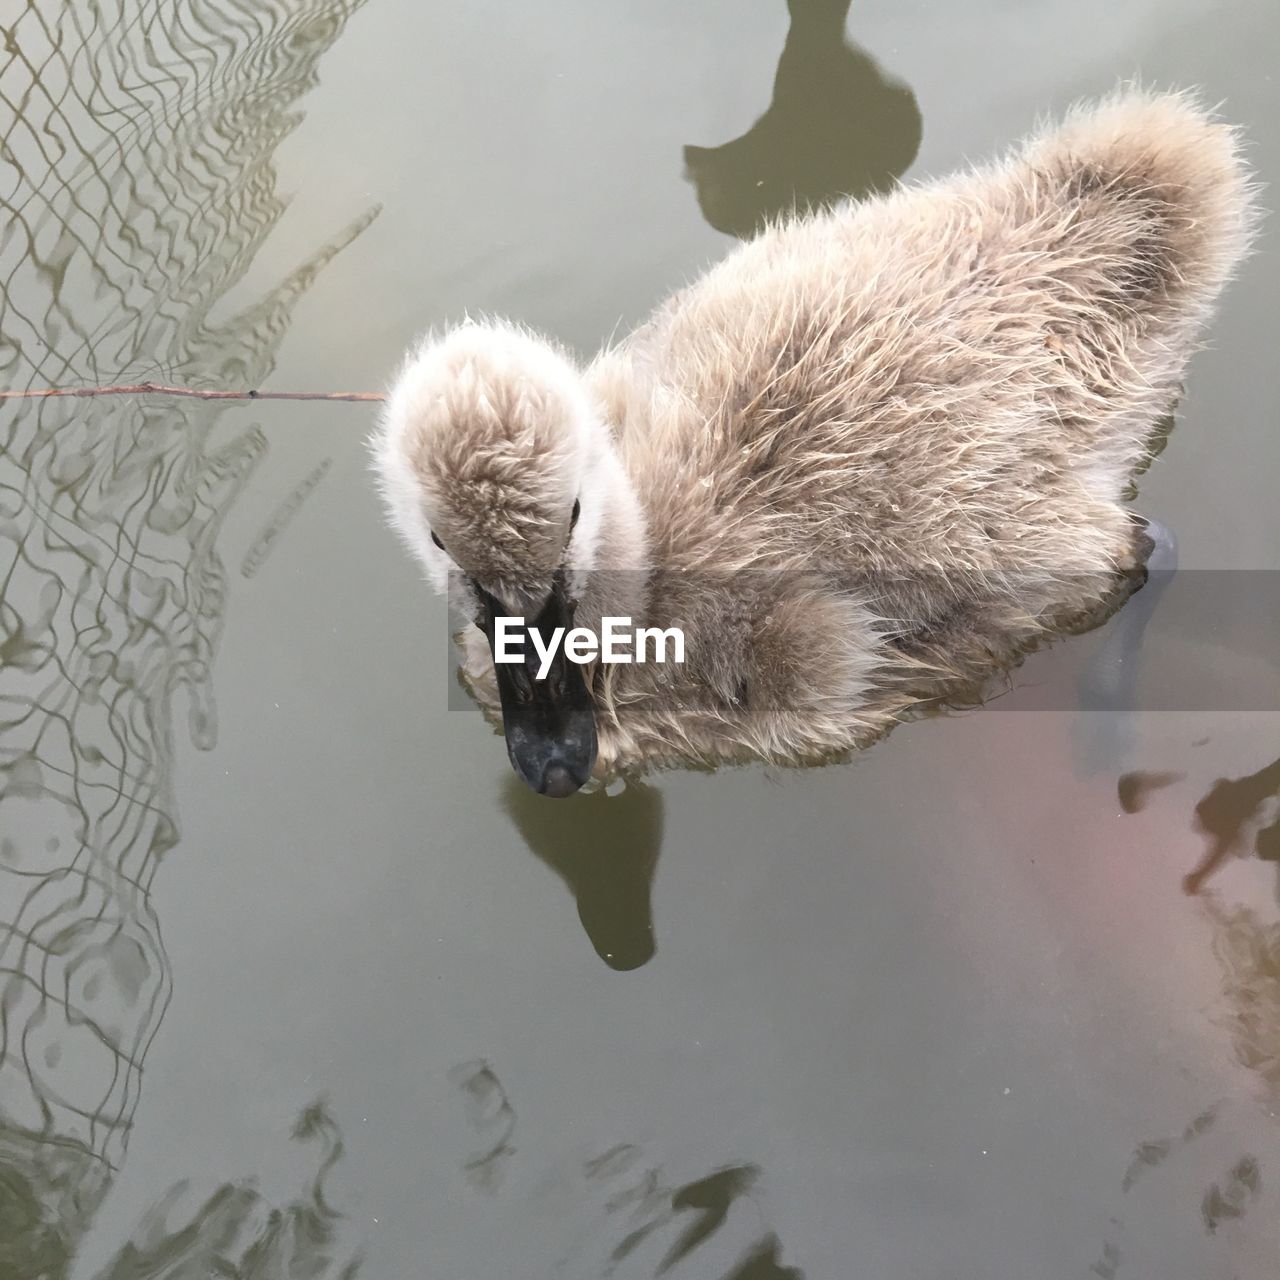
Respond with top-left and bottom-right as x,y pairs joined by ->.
592,89 -> 1254,579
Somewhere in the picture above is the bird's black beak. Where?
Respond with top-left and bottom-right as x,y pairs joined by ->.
475,574 -> 598,798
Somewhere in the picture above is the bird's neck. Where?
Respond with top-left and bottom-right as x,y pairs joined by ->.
574,435 -> 651,632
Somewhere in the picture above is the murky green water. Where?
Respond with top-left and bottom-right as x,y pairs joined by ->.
2,1 -> 1278,1276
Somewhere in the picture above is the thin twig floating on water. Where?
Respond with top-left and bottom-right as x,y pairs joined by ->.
0,381 -> 385,402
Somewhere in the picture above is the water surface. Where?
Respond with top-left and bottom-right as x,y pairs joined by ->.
2,1 -> 1278,1276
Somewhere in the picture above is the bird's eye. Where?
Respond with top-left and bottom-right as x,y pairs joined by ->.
431,530 -> 445,551
569,498 -> 581,532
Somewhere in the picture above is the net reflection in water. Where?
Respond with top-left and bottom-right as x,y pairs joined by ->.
0,0 -> 373,1270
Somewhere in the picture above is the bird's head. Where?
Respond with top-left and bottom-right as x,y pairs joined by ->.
373,321 -> 622,796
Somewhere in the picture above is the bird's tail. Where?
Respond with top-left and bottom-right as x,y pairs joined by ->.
1016,87 -> 1257,332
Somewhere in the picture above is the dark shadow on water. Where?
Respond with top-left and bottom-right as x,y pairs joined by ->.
0,1100 -> 361,1279
660,1166 -> 761,1274
1186,757 -> 1280,894
1095,752 -> 1278,1270
1116,748 -> 1280,895
1113,751 -> 1280,1091
501,778 -> 664,971
595,1157 -> 804,1278
721,1234 -> 806,1279
1205,890 -> 1280,1094
1117,770 -> 1185,814
684,0 -> 921,238
449,1059 -> 517,1193
443,1067 -> 809,1277
1200,1155 -> 1262,1235
1086,1102 -> 1264,1276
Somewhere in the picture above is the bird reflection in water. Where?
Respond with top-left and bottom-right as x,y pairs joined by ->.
683,0 -> 921,239
502,777 -> 664,970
